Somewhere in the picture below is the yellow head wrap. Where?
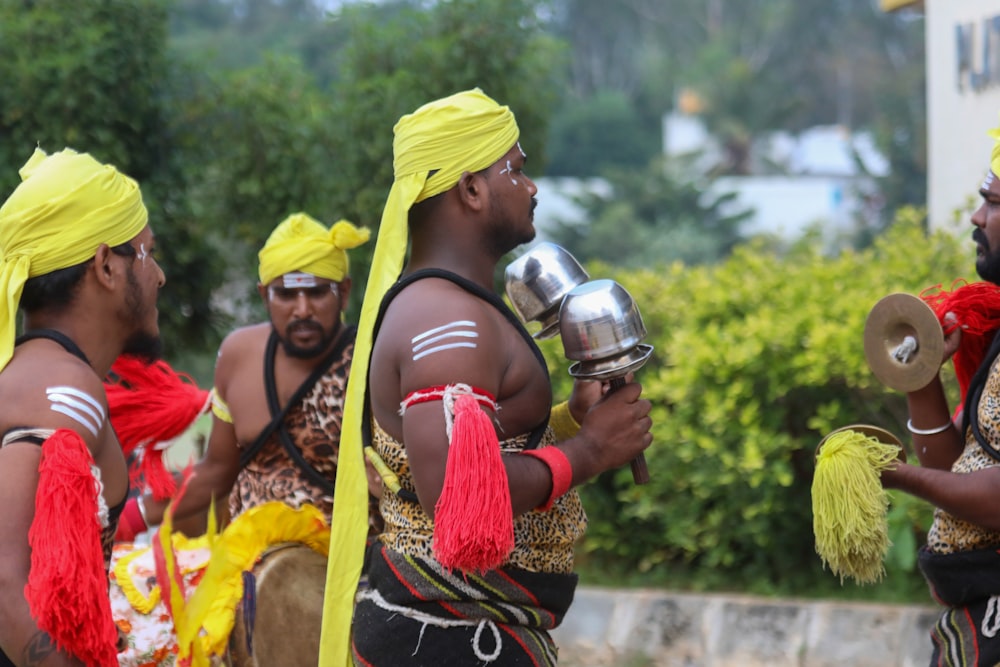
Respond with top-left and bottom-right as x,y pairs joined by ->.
319,89 -> 519,667
0,148 -> 148,371
257,213 -> 370,285
990,121 -> 1000,179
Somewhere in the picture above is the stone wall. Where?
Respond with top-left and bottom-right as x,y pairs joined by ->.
553,588 -> 940,667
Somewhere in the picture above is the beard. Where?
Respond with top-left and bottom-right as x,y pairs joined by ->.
121,267 -> 162,362
280,318 -> 341,359
485,194 -> 537,257
122,331 -> 163,362
975,228 -> 1000,285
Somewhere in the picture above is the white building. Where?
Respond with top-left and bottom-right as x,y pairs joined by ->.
885,0 -> 1000,227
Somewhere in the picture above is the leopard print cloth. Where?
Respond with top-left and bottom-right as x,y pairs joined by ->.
372,419 -> 587,574
229,343 -> 382,534
927,354 -> 1000,554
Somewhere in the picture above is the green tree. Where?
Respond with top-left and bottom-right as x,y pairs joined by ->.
326,0 -> 566,228
547,155 -> 751,267
545,90 -> 661,177
0,0 -> 225,360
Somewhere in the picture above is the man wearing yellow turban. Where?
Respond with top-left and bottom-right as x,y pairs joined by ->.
319,89 -> 653,666
876,120 -> 1000,665
116,212 -> 380,662
0,148 -> 165,667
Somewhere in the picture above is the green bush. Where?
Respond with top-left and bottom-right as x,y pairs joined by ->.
541,209 -> 969,601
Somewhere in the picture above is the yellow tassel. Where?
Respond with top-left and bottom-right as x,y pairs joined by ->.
812,429 -> 901,585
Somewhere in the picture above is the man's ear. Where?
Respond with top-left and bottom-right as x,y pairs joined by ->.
338,277 -> 353,304
91,243 -> 116,289
257,282 -> 268,303
456,171 -> 487,212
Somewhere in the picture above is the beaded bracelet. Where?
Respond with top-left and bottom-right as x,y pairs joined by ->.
906,418 -> 952,436
521,446 -> 573,512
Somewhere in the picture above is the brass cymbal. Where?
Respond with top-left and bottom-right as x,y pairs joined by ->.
863,293 -> 944,393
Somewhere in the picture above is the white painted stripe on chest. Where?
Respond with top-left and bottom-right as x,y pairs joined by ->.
411,320 -> 478,361
46,386 -> 105,437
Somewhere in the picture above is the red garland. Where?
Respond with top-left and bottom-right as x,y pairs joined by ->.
432,393 -> 514,573
105,355 -> 210,500
920,280 -> 1000,415
25,429 -> 118,667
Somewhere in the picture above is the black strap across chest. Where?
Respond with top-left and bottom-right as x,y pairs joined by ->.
364,268 -> 553,503
16,328 -> 91,365
239,326 -> 357,491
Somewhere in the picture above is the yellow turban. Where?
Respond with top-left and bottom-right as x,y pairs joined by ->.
0,148 -> 148,371
257,213 -> 369,285
319,89 -> 519,667
991,120 -> 1000,178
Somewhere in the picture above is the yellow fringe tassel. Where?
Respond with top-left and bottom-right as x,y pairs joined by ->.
812,429 -> 901,585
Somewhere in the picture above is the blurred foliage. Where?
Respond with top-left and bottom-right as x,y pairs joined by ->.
539,207 -> 964,600
545,90 -> 661,177
547,155 -> 752,267
547,0 -> 926,216
0,0 -> 226,360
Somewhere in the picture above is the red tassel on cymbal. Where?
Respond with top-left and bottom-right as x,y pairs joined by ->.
25,429 -> 118,667
432,394 -> 514,574
105,355 -> 211,500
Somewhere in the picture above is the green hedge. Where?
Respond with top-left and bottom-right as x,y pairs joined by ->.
539,210 -> 971,601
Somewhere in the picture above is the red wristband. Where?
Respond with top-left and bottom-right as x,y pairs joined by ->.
521,446 -> 573,511
115,496 -> 148,543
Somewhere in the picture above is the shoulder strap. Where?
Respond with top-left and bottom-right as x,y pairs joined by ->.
238,325 -> 357,469
16,328 -> 91,366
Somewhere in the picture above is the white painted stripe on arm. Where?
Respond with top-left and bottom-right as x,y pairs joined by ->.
412,342 -> 479,361
411,320 -> 477,344
411,320 -> 479,361
46,386 -> 105,437
412,330 -> 479,354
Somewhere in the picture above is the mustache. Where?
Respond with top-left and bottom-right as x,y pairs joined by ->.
287,319 -> 322,335
974,228 -> 989,250
530,197 -> 538,213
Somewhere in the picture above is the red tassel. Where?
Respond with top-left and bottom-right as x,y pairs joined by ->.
105,355 -> 210,500
25,429 -> 118,667
921,281 -> 1000,414
432,394 -> 514,573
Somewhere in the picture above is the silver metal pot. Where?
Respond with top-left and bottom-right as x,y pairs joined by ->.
559,279 -> 653,381
504,242 -> 589,339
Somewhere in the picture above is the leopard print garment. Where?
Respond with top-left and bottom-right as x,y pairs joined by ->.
926,354 -> 1000,554
373,419 -> 587,574
229,343 -> 382,534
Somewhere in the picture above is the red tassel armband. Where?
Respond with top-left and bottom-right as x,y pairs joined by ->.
520,446 -> 573,512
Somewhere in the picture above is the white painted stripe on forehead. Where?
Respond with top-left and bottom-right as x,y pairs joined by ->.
46,386 -> 105,438
282,272 -> 319,288
411,320 -> 477,344
412,342 -> 478,361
